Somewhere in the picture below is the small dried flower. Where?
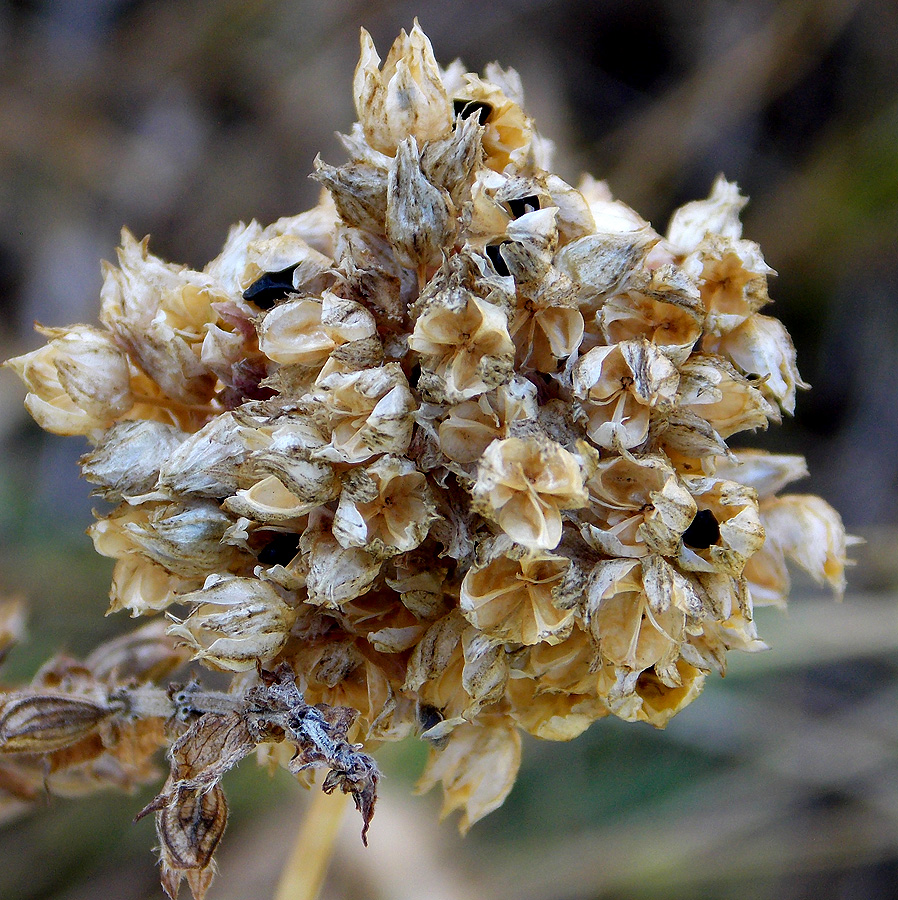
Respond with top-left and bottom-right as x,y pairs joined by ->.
472,436 -> 589,550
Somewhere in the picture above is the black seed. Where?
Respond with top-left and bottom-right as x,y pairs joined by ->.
242,264 -> 299,309
257,532 -> 301,565
417,704 -> 443,733
486,242 -> 510,277
507,195 -> 541,218
453,99 -> 493,125
682,508 -> 721,550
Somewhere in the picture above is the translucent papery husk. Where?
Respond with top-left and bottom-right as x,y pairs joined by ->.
354,21 -> 453,157
705,314 -> 808,416
460,551 -> 575,646
155,412 -> 266,500
755,494 -> 851,597
99,230 -> 221,406
81,419 -> 186,502
599,659 -> 706,728
442,64 -> 535,172
505,679 -> 608,741
409,281 -> 515,403
332,455 -> 439,559
107,556 -> 201,616
471,435 -> 590,551
257,293 -> 378,368
415,713 -> 522,834
404,610 -> 472,733
167,575 -> 297,672
687,234 -> 774,337
664,175 -> 747,257
714,449 -> 810,498
572,339 -> 679,450
582,454 -> 696,558
677,477 -> 766,576
90,501 -> 243,580
510,624 -> 600,694
300,530 -> 382,609
599,264 -> 704,366
309,364 -> 416,463
677,354 -> 779,439
437,376 -> 538,465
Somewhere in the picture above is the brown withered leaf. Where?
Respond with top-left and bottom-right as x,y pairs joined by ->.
169,712 -> 255,787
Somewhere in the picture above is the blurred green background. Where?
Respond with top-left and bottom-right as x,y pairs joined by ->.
1,1 -> 898,898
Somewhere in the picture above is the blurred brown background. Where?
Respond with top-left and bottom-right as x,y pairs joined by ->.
1,1 -> 898,898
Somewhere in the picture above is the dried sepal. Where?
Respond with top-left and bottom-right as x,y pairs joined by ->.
107,556 -> 197,617
257,293 -> 378,369
599,264 -> 703,366
677,354 -> 778,438
755,494 -> 851,598
90,501 -> 240,579
444,64 -> 535,171
310,364 -> 416,463
599,659 -> 706,728
706,314 -> 808,415
302,529 -> 382,608
99,230 -> 219,406
333,455 -> 438,559
505,679 -> 607,741
556,228 -> 657,307
665,175 -> 747,257
4,325 -> 136,437
582,454 -> 696,558
311,154 -> 389,233
85,619 -> 189,684
386,137 -> 456,271
167,576 -> 297,672
438,376 -> 538,465
156,412 -> 263,499
153,783 -> 228,900
677,477 -> 766,576
408,258 -> 515,402
81,420 -> 186,501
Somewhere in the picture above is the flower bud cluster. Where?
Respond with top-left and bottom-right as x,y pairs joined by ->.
4,19 -> 850,880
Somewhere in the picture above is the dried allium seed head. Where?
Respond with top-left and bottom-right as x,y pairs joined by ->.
2,22 -> 853,895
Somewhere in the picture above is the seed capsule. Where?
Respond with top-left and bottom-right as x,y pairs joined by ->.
0,693 -> 113,753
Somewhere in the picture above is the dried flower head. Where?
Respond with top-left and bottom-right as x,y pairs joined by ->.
1,22 -> 851,900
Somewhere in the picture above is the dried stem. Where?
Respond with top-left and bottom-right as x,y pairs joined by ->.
275,787 -> 348,900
